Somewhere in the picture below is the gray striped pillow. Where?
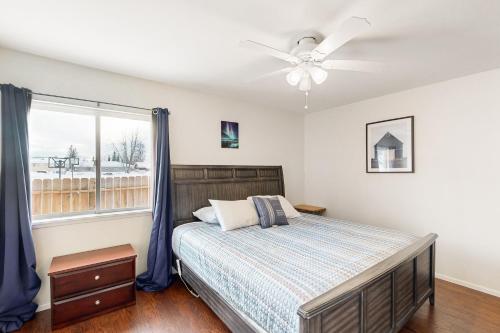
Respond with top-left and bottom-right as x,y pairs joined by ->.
252,196 -> 288,229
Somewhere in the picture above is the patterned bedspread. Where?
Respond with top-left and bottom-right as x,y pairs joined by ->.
173,214 -> 418,333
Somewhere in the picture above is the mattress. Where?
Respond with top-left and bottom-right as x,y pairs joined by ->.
173,214 -> 418,333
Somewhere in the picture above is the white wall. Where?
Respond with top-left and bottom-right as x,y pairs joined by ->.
0,47 -> 305,308
304,69 -> 500,296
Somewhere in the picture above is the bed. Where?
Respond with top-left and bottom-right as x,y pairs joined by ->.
171,165 -> 437,333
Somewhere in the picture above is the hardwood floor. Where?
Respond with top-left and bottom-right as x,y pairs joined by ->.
20,278 -> 500,333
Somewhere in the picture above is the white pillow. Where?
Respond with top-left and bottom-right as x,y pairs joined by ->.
192,206 -> 218,224
247,195 -> 301,218
209,199 -> 259,231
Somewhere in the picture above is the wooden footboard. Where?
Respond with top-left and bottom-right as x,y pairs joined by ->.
298,233 -> 438,333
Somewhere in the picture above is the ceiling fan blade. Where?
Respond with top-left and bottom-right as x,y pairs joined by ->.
249,67 -> 294,82
240,40 -> 300,64
321,60 -> 383,73
312,17 -> 371,61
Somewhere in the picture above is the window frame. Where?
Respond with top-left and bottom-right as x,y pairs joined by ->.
30,99 -> 153,224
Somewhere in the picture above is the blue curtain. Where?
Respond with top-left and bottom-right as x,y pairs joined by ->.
136,108 -> 173,291
0,84 -> 41,332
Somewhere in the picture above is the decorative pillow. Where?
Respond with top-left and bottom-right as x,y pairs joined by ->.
209,199 -> 259,231
247,195 -> 301,218
252,196 -> 289,229
192,206 -> 218,224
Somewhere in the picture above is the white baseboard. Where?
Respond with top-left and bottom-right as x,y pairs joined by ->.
436,273 -> 500,298
37,303 -> 50,312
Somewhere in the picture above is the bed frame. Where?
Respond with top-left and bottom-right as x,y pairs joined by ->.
172,164 -> 437,333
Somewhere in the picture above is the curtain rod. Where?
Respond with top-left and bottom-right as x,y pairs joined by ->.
29,91 -> 169,114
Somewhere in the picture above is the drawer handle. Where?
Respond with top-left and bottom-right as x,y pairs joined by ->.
94,275 -> 100,280
95,300 -> 100,305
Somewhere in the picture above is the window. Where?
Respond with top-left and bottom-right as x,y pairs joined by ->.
100,116 -> 152,211
29,101 -> 152,220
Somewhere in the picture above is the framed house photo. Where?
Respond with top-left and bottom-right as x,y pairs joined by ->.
366,116 -> 414,173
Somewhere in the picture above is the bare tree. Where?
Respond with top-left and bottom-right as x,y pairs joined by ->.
67,145 -> 78,159
66,145 -> 79,176
112,131 -> 146,173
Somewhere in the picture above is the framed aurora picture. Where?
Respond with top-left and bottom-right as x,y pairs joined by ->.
366,116 -> 414,173
221,121 -> 239,148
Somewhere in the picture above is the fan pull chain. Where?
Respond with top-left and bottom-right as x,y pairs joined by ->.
304,91 -> 309,109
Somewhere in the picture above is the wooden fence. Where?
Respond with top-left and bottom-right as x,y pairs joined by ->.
32,175 -> 150,217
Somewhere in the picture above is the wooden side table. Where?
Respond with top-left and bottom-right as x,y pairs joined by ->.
294,204 -> 326,216
48,244 -> 137,329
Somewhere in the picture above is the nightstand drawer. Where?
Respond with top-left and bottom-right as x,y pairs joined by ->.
52,282 -> 135,328
52,259 -> 134,299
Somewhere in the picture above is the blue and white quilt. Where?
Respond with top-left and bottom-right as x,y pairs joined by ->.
173,214 -> 417,333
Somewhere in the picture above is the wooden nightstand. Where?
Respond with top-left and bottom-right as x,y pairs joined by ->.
48,244 -> 137,329
294,204 -> 326,216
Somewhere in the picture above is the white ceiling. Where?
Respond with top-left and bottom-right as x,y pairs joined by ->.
1,0 -> 500,112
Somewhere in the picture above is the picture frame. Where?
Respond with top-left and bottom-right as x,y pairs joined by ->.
221,121 -> 239,149
366,116 -> 414,173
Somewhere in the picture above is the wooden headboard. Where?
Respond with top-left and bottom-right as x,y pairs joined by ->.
171,165 -> 284,227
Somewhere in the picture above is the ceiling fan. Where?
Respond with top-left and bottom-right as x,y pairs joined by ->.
240,17 -> 381,109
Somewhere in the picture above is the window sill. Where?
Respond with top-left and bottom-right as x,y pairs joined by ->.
32,209 -> 152,229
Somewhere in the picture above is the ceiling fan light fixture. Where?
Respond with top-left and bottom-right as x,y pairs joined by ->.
298,75 -> 311,92
308,66 -> 328,85
286,68 -> 303,86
